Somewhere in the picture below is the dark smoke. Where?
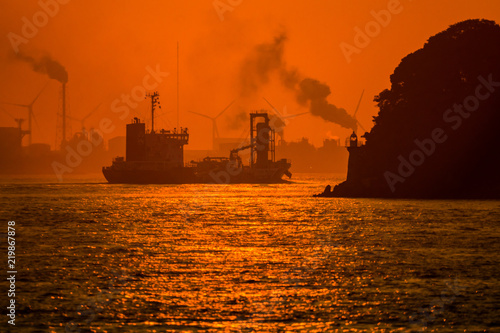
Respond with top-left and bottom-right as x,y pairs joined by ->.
15,52 -> 68,83
225,107 -> 248,130
297,78 -> 357,130
239,33 -> 287,97
238,32 -> 357,131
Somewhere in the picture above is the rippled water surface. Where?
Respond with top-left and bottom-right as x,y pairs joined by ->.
1,174 -> 499,332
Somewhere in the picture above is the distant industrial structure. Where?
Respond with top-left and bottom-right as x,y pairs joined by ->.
0,85 -> 355,176
189,101 -> 245,152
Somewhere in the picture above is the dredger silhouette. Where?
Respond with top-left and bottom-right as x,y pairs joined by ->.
102,92 -> 292,184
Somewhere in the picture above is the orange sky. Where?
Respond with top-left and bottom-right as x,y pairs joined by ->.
0,0 -> 499,150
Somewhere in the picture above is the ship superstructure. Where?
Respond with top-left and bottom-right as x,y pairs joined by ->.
192,112 -> 292,183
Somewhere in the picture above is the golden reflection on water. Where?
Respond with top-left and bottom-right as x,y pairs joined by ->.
3,177 -> 499,332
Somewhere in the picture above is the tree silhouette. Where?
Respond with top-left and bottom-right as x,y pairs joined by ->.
323,19 -> 500,198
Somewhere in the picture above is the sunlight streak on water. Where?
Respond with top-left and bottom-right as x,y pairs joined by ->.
0,174 -> 499,332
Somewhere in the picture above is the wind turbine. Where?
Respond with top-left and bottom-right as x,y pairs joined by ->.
2,83 -> 48,145
263,97 -> 309,122
263,97 -> 308,143
189,100 -> 235,150
0,105 -> 15,122
67,102 -> 102,135
353,89 -> 367,134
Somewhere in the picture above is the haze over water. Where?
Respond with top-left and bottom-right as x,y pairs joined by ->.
1,174 -> 499,332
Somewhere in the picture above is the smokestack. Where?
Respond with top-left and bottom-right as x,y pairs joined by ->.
12,51 -> 69,147
14,52 -> 68,84
62,83 -> 66,146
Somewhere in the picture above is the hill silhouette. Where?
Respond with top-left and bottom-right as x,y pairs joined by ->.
317,19 -> 500,199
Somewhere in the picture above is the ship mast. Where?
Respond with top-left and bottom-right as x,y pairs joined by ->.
146,91 -> 160,133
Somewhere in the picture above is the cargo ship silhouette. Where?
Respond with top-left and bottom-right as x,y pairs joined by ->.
102,92 -> 292,184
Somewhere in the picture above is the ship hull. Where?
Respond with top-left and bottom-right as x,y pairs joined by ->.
195,166 -> 289,184
102,161 -> 291,184
102,165 -> 197,184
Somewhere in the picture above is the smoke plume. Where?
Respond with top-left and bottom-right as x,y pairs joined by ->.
15,52 -> 68,84
297,78 -> 357,130
239,32 -> 357,131
239,33 -> 288,97
225,107 -> 248,130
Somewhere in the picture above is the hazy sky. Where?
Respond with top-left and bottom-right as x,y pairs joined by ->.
1,0 -> 499,149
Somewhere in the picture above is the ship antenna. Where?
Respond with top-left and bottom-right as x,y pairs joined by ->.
146,91 -> 159,133
177,41 -> 180,129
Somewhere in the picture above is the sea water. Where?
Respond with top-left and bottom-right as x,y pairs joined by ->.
0,174 -> 499,332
